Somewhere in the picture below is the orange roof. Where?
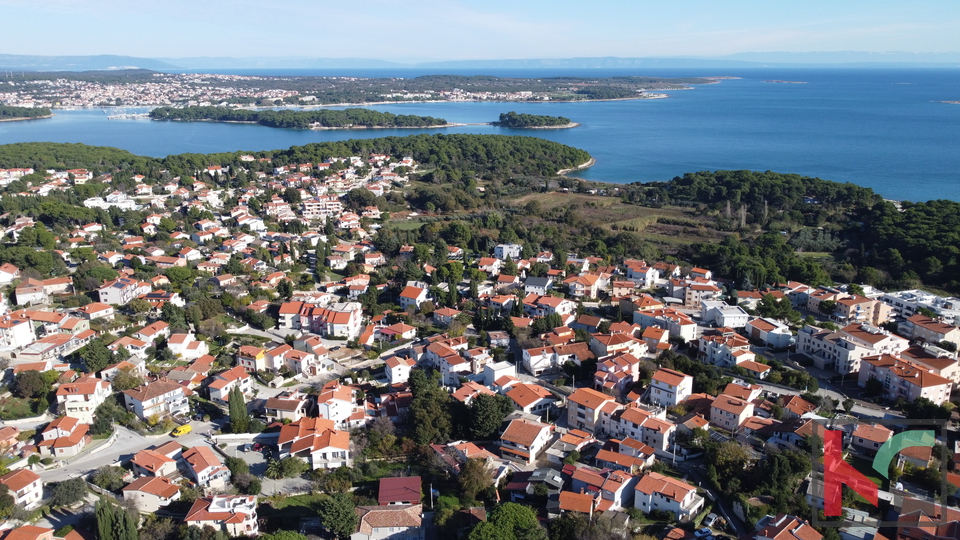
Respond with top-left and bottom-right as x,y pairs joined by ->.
652,368 -> 690,386
501,419 -> 550,447
558,490 -> 595,513
635,471 -> 696,502
122,476 -> 180,498
0,468 -> 40,491
568,387 -> 615,410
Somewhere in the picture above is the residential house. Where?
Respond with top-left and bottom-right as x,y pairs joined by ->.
746,318 -> 795,349
352,505 -> 422,540
37,415 -> 89,457
710,395 -> 755,432
851,424 -> 893,455
500,418 -> 553,465
208,365 -> 252,403
378,476 -> 422,506
0,469 -> 43,510
184,495 -> 258,537
55,375 -> 112,424
634,471 -> 704,522
14,278 -> 46,305
131,447 -> 179,478
398,286 -> 429,311
385,356 -> 416,385
122,379 -> 191,420
182,445 -> 231,489
505,383 -> 557,419
524,276 -> 553,296
122,476 -> 181,512
98,277 -> 151,306
167,333 -> 209,360
277,417 -> 351,470
265,389 -> 311,423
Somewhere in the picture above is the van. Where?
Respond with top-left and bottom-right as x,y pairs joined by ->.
171,424 -> 192,437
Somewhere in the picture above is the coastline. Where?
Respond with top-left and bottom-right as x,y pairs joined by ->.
557,157 -> 596,177
0,114 -> 54,122
494,122 -> 580,130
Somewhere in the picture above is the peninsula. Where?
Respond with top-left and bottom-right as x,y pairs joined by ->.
148,106 -> 448,129
0,105 -> 53,122
492,111 -> 578,129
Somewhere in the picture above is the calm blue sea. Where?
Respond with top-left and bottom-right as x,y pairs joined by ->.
1,67 -> 959,202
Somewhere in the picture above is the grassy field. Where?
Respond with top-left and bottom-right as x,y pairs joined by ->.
384,220 -> 425,231
0,396 -> 35,420
509,192 -> 728,247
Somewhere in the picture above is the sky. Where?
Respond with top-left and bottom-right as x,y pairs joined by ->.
1,0 -> 959,61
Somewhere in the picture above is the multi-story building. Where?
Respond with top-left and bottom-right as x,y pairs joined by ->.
899,314 -> 960,349
634,308 -> 697,342
648,368 -> 693,408
880,289 -> 960,324
796,323 -> 909,374
494,243 -> 523,260
700,300 -> 750,329
567,387 -> 620,434
858,354 -> 954,404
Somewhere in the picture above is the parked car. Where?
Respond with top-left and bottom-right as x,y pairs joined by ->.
171,424 -> 192,437
695,529 -> 712,538
703,514 -> 721,528
253,443 -> 263,451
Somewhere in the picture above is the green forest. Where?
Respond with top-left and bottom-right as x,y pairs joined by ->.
149,106 -> 448,129
0,105 -> 52,119
493,111 -> 572,128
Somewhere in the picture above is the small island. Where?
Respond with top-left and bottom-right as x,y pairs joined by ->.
149,106 -> 449,129
0,105 -> 53,122
492,111 -> 578,129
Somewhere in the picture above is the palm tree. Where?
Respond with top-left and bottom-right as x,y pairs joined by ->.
265,459 -> 284,480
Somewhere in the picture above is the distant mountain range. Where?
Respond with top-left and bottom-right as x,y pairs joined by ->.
1,52 -> 959,72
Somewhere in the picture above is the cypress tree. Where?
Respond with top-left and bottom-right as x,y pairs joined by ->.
95,498 -> 115,540
228,385 -> 249,433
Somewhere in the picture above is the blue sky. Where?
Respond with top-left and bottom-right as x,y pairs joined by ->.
2,0 -> 958,60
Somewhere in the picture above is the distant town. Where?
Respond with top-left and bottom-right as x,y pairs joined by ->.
0,71 -> 708,109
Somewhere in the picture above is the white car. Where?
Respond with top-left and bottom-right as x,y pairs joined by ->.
704,514 -> 721,528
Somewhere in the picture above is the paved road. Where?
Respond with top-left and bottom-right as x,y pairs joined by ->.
38,419 -> 222,484
675,459 -> 747,537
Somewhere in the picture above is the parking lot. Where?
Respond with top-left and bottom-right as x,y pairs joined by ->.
222,442 -> 315,495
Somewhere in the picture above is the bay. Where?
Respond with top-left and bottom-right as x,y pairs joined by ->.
1,67 -> 958,202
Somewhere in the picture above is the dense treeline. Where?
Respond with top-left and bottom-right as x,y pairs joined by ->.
149,106 -> 448,129
574,87 -> 639,100
493,111 -> 572,127
0,142 -> 150,172
861,199 -> 960,290
0,135 -> 590,180
0,106 -> 52,119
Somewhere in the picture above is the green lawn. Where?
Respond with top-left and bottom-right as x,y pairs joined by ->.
846,455 -> 883,487
0,396 -> 35,420
385,220 -> 425,231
